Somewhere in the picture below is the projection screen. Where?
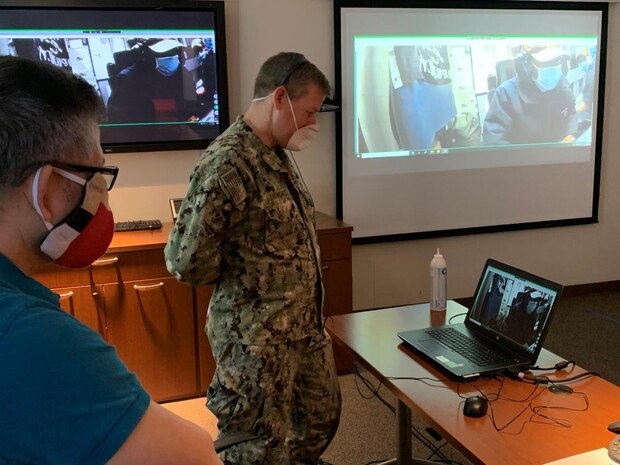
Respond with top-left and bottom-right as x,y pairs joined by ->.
334,0 -> 607,243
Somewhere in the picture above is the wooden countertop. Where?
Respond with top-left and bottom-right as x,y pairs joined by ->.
108,222 -> 174,253
315,211 -> 353,234
108,212 -> 353,254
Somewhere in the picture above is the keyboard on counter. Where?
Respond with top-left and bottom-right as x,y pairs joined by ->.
114,219 -> 163,232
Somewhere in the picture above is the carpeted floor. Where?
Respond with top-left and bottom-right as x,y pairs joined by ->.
542,291 -> 620,386
163,291 -> 620,465
162,396 -> 218,438
321,370 -> 474,465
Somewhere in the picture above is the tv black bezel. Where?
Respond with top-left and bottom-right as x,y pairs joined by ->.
0,0 -> 230,154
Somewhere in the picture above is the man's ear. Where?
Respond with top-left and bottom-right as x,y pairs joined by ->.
272,86 -> 288,111
29,165 -> 55,225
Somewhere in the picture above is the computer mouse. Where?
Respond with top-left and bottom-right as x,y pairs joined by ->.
463,395 -> 488,418
609,420 -> 620,434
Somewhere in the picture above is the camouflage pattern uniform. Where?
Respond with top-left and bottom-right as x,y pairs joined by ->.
165,117 -> 341,464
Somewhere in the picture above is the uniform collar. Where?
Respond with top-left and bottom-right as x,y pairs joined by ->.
262,147 -> 290,174
235,116 -> 290,174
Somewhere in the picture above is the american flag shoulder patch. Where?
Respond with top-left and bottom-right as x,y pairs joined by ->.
219,166 -> 247,206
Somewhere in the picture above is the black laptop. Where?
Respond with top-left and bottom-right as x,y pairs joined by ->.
397,259 -> 563,379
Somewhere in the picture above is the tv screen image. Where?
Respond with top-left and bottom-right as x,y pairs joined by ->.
334,0 -> 607,242
0,1 -> 229,153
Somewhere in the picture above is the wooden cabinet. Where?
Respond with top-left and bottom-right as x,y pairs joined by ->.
196,285 -> 215,394
104,277 -> 198,401
55,284 -> 104,335
33,212 -> 352,401
315,212 -> 354,373
34,236 -> 200,402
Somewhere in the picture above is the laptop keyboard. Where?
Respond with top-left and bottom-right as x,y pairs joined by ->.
426,327 -> 508,366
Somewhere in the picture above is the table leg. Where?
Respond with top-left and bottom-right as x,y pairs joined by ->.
397,399 -> 412,464
377,399 -> 440,465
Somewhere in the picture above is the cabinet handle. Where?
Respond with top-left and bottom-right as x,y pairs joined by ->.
58,291 -> 74,299
133,282 -> 165,292
91,256 -> 119,266
321,264 -> 329,271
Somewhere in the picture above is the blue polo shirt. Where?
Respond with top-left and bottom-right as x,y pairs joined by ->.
0,254 -> 150,465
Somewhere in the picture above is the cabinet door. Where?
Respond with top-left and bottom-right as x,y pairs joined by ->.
104,277 -> 199,402
322,259 -> 353,317
322,259 -> 354,372
195,286 -> 215,393
55,285 -> 105,336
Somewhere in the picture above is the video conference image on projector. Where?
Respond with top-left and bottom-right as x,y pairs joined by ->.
354,37 -> 597,159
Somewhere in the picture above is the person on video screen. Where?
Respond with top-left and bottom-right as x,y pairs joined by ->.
106,38 -> 215,125
478,273 -> 506,329
503,286 -> 546,346
574,46 -> 597,117
483,45 -> 579,146
389,45 -> 457,151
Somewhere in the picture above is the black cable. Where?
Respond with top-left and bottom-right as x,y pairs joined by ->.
353,366 -> 436,454
352,364 -> 465,465
448,312 -> 467,324
526,360 -> 575,371
505,361 -> 597,386
486,383 -> 548,433
527,390 -> 590,428
464,372 -> 592,434
354,364 -> 593,460
426,441 -> 467,464
518,370 -> 600,385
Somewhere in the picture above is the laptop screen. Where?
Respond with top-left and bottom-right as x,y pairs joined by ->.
467,261 -> 561,356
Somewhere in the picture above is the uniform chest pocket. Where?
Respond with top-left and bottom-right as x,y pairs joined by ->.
263,191 -> 311,259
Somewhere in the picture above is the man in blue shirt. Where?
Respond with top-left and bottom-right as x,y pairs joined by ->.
483,46 -> 579,146
0,56 -> 221,465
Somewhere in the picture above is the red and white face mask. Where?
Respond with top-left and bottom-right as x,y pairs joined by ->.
32,166 -> 114,269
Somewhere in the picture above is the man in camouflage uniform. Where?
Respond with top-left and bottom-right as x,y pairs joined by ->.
165,52 -> 341,465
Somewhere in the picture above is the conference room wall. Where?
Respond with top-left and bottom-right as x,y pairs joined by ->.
105,0 -> 620,311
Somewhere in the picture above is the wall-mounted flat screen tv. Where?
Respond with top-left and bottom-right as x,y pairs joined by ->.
334,0 -> 607,243
0,0 -> 229,154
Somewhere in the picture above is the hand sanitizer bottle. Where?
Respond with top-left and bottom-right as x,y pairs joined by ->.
430,249 -> 447,311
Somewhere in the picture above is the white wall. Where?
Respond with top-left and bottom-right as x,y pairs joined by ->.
107,0 -> 620,310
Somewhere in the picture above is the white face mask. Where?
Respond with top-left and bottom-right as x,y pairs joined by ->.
285,92 -> 319,151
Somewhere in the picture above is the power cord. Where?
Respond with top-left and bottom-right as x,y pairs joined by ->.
352,362 -> 592,458
527,360 -> 575,371
454,373 -> 591,433
460,377 -> 549,433
352,364 -> 465,465
504,360 -> 599,385
502,360 -> 580,382
448,312 -> 467,324
518,370 -> 600,385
